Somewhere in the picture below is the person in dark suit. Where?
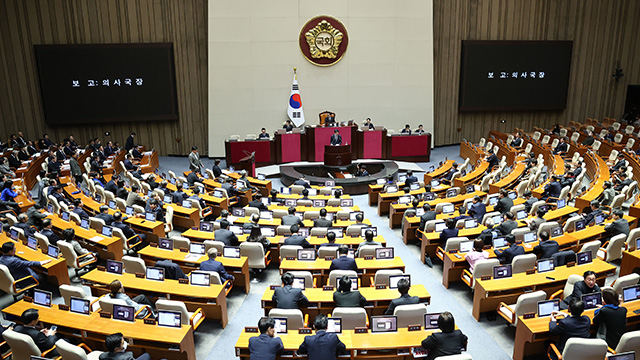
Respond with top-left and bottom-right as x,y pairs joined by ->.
125,132 -> 136,151
243,214 -> 260,231
147,198 -> 164,223
610,153 -> 626,172
282,207 -> 303,226
329,129 -> 342,146
313,209 -> 333,228
333,274 -> 365,307
495,189 -> 514,214
583,200 -> 604,225
418,204 -> 437,231
99,332 -> 151,360
72,199 -> 90,220
355,230 -> 381,256
496,211 -> 518,235
248,317 -> 284,360
215,220 -> 240,247
95,205 -> 115,225
283,120 -> 294,132
553,137 -> 569,155
479,218 -> 497,247
439,218 -> 459,246
298,314 -> 346,360
40,219 -> 61,245
186,171 -> 202,188
14,214 -> 36,238
111,212 -> 146,245
466,196 -> 486,222
581,131 -> 595,146
592,288 -> 627,349
212,159 -> 223,178
105,177 -> 119,195
14,309 -> 60,357
442,163 -> 459,183
523,191 -> 538,213
272,272 -> 309,309
330,245 -> 357,271
324,113 -> 336,127
364,118 -> 374,130
510,133 -> 523,147
248,194 -> 268,211
0,242 -> 50,286
614,172 -> 632,192
404,170 -> 418,185
415,124 -> 426,135
486,149 -> 499,170
154,259 -> 187,280
603,209 -> 630,242
494,234 -> 524,264
421,312 -> 468,360
293,176 -> 311,189
401,124 -> 412,134
258,128 -> 270,140
319,232 -> 341,248
533,231 -> 559,259
549,299 -> 591,353
26,204 -> 47,229
384,278 -> 419,315
283,224 -> 312,248
561,270 -> 600,310
542,175 -> 562,201
200,248 -> 234,282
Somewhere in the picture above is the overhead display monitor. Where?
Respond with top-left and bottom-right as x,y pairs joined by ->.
459,40 -> 573,111
34,43 -> 178,125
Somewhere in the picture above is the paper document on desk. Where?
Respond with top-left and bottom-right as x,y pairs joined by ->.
184,254 -> 202,262
410,347 -> 429,358
227,216 -> 239,223
342,174 -> 353,179
89,236 -> 104,242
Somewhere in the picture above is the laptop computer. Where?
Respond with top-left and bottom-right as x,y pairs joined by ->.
189,243 -> 206,255
26,236 -> 37,250
537,299 -> 560,317
424,192 -> 437,201
582,292 -> 603,310
386,186 -> 398,194
112,304 -> 135,322
340,199 -> 353,207
213,190 -> 224,198
349,211 -> 364,221
360,227 -> 377,237
325,180 -> 335,187
223,246 -> 241,258
389,274 -> 410,289
446,189 -> 457,198
371,316 -> 398,333
292,277 -> 306,289
489,196 -> 499,206
523,232 -> 537,243
375,247 -> 394,259
313,199 -> 326,207
181,200 -> 192,208
492,215 -> 503,225
298,227 -> 310,237
125,206 -> 134,216
145,212 -> 156,222
260,210 -> 273,220
163,195 -> 172,203
442,204 -> 455,214
69,297 -> 90,315
158,238 -> 173,250
537,259 -> 555,273
101,226 -> 113,237
465,219 -> 478,229
516,210 -> 528,220
33,289 -> 52,307
557,198 -> 566,209
376,178 -> 386,185
297,249 -> 316,261
61,211 -> 70,222
80,218 -> 90,229
492,236 -> 508,249
424,313 -> 441,329
307,189 -> 318,197
157,310 -> 182,328
594,213 -> 606,225
190,272 -> 211,286
398,175 -> 407,183
410,183 -> 420,191
508,191 -> 517,200
47,245 -> 59,259
106,259 -> 123,275
493,264 -> 513,279
459,240 -> 473,253
431,179 -> 440,187
200,222 -> 213,232
575,219 -> 586,231
326,317 -> 342,334
146,267 -> 165,281
550,226 -> 563,238
398,196 -> 411,204
272,318 -> 287,334
434,222 -> 447,232
622,285 -> 640,302
576,251 -> 593,265
608,352 -> 636,360
261,227 -> 276,237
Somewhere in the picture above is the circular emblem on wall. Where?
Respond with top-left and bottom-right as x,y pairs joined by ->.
299,16 -> 349,67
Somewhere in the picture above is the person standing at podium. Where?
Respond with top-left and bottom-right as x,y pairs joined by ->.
330,129 -> 342,146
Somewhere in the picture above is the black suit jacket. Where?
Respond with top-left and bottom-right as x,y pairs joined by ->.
248,333 -> 284,360
155,259 -> 187,280
421,330 -> 468,360
604,218 -> 630,238
272,285 -> 309,309
283,235 -> 312,248
214,229 -> 240,246
533,240 -> 559,259
494,243 -> 525,264
313,218 -> 332,228
99,352 -> 136,360
543,181 -> 562,199
496,220 -> 518,236
330,134 -> 342,145
592,305 -> 627,349
298,330 -> 346,360
248,200 -> 268,211
13,325 -> 56,352
418,211 -> 437,230
330,256 -> 357,271
96,212 -> 114,225
549,315 -> 591,351
487,154 -> 499,169
333,290 -> 366,307
495,197 -> 514,214
385,293 -> 420,315
561,281 -> 601,309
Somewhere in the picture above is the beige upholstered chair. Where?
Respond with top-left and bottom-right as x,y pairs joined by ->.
156,299 -> 205,330
55,339 -> 103,360
332,307 -> 367,330
4,328 -> 55,359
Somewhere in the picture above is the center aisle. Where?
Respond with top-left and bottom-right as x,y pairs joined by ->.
203,146 -> 511,359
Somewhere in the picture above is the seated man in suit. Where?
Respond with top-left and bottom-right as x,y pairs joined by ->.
527,208 -> 547,232
155,259 -> 187,280
146,198 -> 164,223
100,332 -> 151,360
283,224 -> 312,248
582,200 -> 604,225
439,218 -> 459,246
496,211 -> 518,236
96,205 -> 115,225
298,314 -> 346,360
126,185 -> 146,207
603,208 -> 630,242
442,162 -> 459,184
258,128 -> 270,139
364,118 -> 374,130
243,214 -> 261,231
599,181 -> 616,206
533,231 -> 559,259
494,189 -> 514,214
14,308 -> 61,357
330,245 -> 357,271
401,124 -> 412,134
15,213 -> 37,237
421,312 -> 468,360
186,171 -> 202,187
510,132 -> 523,147
466,195 -> 486,222
111,212 -> 146,246
552,137 -> 569,155
330,129 -> 342,145
355,230 -> 381,256
541,175 -> 562,201
313,209 -> 333,228
282,206 -> 303,226
215,219 -> 240,247
293,175 -> 311,189
72,198 -> 90,220
479,218 -> 496,247
404,170 -> 418,186
494,234 -> 524,264
0,241 -> 50,287
581,130 -> 595,146
523,191 -> 538,213
384,278 -> 419,315
486,149 -> 499,170
171,182 -> 189,204
614,172 -> 632,192
415,124 -> 426,135
324,113 -> 336,127
319,232 -> 341,248
549,299 -> 591,356
212,159 -> 223,178
40,219 -> 61,246
188,187 -> 208,211
283,120 -> 294,132
418,204 -> 437,231
610,153 -> 626,172
248,317 -> 284,360
248,194 -> 268,211
272,272 -> 309,309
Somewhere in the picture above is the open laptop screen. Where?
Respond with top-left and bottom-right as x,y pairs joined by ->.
582,292 -> 603,310
190,272 -> 211,286
424,313 -> 441,329
576,251 -> 592,265
537,259 -> 554,273
371,316 -> 398,333
223,246 -> 241,258
158,238 -> 173,250
146,267 -> 165,281
326,317 -> 342,334
157,310 -> 182,328
622,285 -> 640,303
537,299 -> 559,317
297,249 -> 316,261
389,274 -> 410,289
375,247 -> 394,259
33,289 -> 52,307
493,264 -> 512,279
70,297 -> 90,315
106,260 -> 123,275
112,304 -> 135,322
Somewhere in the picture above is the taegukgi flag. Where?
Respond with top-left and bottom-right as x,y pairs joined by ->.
287,68 -> 306,127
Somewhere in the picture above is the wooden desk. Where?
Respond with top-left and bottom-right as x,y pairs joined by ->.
279,258 -> 405,287
165,203 -> 200,229
472,259 -> 615,320
0,234 -> 70,285
377,185 -> 450,216
513,299 -> 640,360
454,162 -> 489,188
423,159 -> 455,183
81,269 -> 228,327
2,301 -> 196,360
488,163 -> 525,194
224,170 -> 273,197
621,249 -> 640,276
368,182 -> 406,206
137,246 -> 251,294
575,151 -> 609,212
260,285 -> 430,318
47,214 -> 123,261
389,191 -> 486,229
125,216 -> 165,243
278,235 -> 387,248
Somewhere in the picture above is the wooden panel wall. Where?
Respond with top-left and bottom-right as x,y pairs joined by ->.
433,0 -> 640,146
0,0 -> 208,156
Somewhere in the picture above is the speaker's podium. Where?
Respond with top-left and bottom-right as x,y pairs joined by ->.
324,144 -> 352,167
239,151 -> 255,177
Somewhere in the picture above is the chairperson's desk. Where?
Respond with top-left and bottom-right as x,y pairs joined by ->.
137,246 -> 251,294
279,257 -> 405,287
0,233 -> 70,285
261,285 -> 430,318
513,299 -> 640,360
472,259 -> 615,320
235,328 -> 447,359
2,300 -> 196,360
81,269 -> 229,327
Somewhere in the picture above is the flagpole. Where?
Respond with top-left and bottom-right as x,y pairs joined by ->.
293,67 -> 297,80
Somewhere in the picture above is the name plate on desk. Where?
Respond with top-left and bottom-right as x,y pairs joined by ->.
376,285 -> 387,289
270,285 -> 279,290
135,273 -> 145,279
245,327 -> 259,333
354,327 -> 368,334
566,261 -> 576,267
525,269 -> 536,275
285,256 -> 295,260
59,304 -> 69,311
408,324 -> 422,331
178,278 -> 189,284
144,319 -> 156,325
179,248 -> 188,253
100,312 -> 112,319
298,328 -> 312,334
351,235 -> 359,238
483,245 -> 492,250
323,286 -> 334,291
523,313 -> 536,319
23,296 -> 33,303
149,242 -> 158,248
97,265 -> 106,272
324,256 -> 335,261
448,250 -> 458,254
364,255 -> 374,260
481,275 -> 491,281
